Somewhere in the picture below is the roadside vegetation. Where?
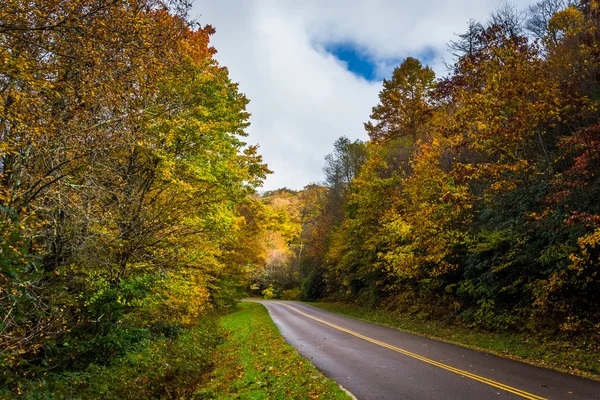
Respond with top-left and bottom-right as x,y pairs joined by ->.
0,1 -> 271,397
253,0 -> 600,379
198,302 -> 352,400
13,316 -> 225,398
3,0 -> 600,397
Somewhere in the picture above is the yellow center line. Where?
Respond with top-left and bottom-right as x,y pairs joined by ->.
278,302 -> 547,400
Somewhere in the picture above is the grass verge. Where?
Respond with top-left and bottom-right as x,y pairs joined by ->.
308,302 -> 600,381
196,302 -> 352,399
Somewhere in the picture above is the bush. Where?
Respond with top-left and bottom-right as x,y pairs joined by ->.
280,288 -> 302,300
300,271 -> 325,301
14,316 -> 224,399
261,284 -> 278,299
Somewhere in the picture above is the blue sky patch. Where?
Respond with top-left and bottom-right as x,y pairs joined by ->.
415,47 -> 438,67
325,43 -> 378,81
324,42 -> 439,81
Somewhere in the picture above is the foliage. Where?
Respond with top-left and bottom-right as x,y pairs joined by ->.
280,288 -> 302,300
364,58 -> 436,143
0,0 -> 269,395
274,0 -> 600,350
261,284 -> 278,300
11,317 -> 223,399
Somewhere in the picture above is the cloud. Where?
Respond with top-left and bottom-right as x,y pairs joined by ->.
192,0 -> 539,190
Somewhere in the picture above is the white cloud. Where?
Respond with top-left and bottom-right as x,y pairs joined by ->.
192,0 -> 539,190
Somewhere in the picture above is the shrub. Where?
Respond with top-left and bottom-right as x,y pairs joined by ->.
14,316 -> 224,399
280,288 -> 302,300
261,284 -> 278,299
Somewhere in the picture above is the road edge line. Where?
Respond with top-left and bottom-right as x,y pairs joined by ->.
280,302 -> 547,400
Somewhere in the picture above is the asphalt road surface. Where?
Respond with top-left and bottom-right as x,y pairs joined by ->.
252,300 -> 600,400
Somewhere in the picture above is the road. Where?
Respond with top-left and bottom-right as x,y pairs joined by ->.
252,300 -> 600,400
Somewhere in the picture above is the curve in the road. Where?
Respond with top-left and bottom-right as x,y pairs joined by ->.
279,302 -> 545,400
254,300 -> 600,400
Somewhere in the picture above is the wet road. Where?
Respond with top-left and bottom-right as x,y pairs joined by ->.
251,300 -> 600,400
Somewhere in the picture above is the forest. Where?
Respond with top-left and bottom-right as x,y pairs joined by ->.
254,0 -> 600,348
1,0 -> 599,397
0,0 -> 270,396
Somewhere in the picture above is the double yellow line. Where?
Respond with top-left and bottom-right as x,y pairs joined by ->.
279,303 -> 547,400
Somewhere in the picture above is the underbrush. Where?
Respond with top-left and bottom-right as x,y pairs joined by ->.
8,317 -> 223,399
7,303 -> 352,399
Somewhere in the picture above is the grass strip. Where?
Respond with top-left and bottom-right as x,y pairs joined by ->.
195,302 -> 352,399
308,302 -> 600,381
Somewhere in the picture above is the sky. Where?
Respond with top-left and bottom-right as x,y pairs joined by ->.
191,0 -> 539,191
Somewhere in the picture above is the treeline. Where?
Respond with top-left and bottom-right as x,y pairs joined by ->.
257,0 -> 600,340
0,0 -> 269,397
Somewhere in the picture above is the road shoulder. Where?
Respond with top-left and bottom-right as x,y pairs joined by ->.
196,302 -> 353,399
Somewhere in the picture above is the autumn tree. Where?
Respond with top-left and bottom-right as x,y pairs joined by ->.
364,57 -> 436,144
526,0 -> 580,39
308,1 -> 600,337
295,184 -> 330,300
2,0 -> 200,373
323,136 -> 367,224
252,189 -> 302,295
0,0 -> 269,390
529,1 -> 600,332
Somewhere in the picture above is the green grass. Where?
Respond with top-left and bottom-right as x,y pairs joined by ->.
308,302 -> 600,381
196,302 -> 352,399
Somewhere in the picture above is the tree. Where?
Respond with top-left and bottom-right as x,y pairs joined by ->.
364,57 -> 436,144
448,19 -> 485,59
2,0 -> 203,372
323,136 -> 367,223
0,0 -> 270,388
488,3 -> 527,39
252,189 -> 302,294
295,184 -> 330,300
527,0 -> 581,39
